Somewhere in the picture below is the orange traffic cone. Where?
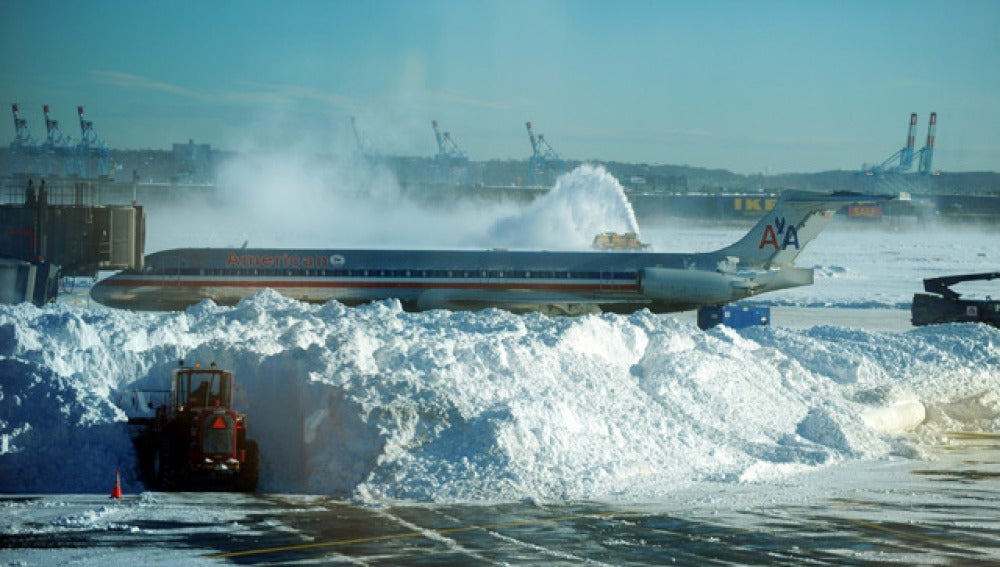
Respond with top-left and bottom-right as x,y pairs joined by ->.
110,471 -> 122,499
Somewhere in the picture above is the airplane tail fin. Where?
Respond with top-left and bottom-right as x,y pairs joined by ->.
716,191 -> 892,268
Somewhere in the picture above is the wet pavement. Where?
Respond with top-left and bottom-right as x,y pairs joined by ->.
3,433 -> 999,565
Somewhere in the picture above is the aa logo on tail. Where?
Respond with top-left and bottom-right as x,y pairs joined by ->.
758,216 -> 800,250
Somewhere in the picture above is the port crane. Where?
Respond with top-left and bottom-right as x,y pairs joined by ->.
431,120 -> 470,185
350,116 -> 382,165
525,121 -> 564,186
42,105 -> 76,176
862,112 -> 937,194
76,106 -> 111,177
9,104 -> 41,175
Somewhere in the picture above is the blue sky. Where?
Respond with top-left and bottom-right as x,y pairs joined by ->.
2,0 -> 998,173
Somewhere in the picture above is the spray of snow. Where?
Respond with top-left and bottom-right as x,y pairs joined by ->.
488,164 -> 641,250
143,158 -> 636,253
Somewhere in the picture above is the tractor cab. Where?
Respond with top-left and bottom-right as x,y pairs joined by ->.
140,360 -> 259,491
172,363 -> 233,411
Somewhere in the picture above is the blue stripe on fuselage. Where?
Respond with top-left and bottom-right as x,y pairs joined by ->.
139,248 -> 682,283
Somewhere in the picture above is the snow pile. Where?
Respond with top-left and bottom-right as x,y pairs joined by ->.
861,397 -> 926,435
2,293 -> 998,502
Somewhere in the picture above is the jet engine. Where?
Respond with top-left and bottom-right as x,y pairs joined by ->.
638,267 -> 748,304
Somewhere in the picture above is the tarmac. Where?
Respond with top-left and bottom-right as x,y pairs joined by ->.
2,431 -> 998,565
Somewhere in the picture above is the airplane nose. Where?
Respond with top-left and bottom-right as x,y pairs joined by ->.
89,278 -> 119,307
89,280 -> 109,303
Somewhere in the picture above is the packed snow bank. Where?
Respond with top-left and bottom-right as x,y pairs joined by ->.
2,293 -> 999,502
861,398 -> 927,435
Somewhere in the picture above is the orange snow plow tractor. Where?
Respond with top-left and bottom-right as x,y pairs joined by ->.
131,361 -> 259,492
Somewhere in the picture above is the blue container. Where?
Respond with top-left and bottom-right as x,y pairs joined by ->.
697,304 -> 770,330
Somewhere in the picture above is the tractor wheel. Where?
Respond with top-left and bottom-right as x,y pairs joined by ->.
235,440 -> 260,493
135,431 -> 158,486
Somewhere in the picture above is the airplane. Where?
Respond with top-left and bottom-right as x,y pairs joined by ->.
90,191 -> 889,314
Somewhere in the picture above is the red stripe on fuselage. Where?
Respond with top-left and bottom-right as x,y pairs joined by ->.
98,278 -> 639,293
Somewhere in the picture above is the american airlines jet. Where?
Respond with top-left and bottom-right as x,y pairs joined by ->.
90,191 -> 887,314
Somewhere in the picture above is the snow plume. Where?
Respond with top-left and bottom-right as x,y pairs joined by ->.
488,164 -> 641,250
2,294 -> 998,500
143,143 -> 417,251
141,126 -> 513,252
143,149 -> 644,254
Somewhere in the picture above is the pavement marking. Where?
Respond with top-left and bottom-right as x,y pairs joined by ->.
943,431 -> 1000,440
207,509 -> 642,559
839,514 -> 967,549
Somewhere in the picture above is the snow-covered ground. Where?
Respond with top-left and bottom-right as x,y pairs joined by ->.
4,282 -> 998,499
1,165 -> 999,562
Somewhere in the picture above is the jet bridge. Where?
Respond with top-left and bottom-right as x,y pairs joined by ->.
1,177 -> 145,304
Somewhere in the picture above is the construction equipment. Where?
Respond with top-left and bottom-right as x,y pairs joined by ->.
130,361 -> 260,492
591,232 -> 650,251
911,272 -> 999,327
